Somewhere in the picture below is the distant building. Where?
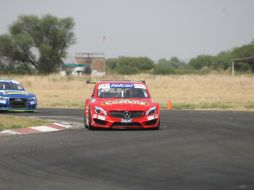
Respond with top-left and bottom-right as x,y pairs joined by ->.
61,53 -> 105,76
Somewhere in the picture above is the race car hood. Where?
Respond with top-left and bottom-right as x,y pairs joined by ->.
0,90 -> 35,98
93,98 -> 154,111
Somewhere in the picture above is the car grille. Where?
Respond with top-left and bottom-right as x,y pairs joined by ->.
146,119 -> 158,126
94,119 -> 107,125
9,98 -> 28,109
110,111 -> 144,119
111,122 -> 142,127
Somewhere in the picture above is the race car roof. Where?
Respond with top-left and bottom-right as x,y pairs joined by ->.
96,80 -> 145,84
0,80 -> 19,84
96,81 -> 148,90
86,80 -> 146,85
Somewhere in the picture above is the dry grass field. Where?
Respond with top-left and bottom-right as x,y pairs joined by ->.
0,115 -> 50,130
2,74 -> 254,110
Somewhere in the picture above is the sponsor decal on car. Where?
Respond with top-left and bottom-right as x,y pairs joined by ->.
98,83 -> 146,90
98,115 -> 106,121
110,84 -> 134,88
134,84 -> 146,89
102,99 -> 149,106
3,91 -> 29,95
98,83 -> 110,89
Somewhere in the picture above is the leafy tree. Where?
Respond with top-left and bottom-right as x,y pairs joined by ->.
153,63 -> 175,75
231,43 -> 254,72
158,57 -> 186,69
116,64 -> 139,75
106,56 -> 154,74
106,58 -> 118,72
189,55 -> 213,70
212,51 -> 233,70
188,42 -> 254,72
0,15 -> 75,74
232,44 -> 254,58
154,57 -> 191,75
134,57 -> 154,71
158,58 -> 168,65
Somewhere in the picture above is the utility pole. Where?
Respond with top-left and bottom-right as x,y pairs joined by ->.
102,35 -> 106,75
232,61 -> 235,76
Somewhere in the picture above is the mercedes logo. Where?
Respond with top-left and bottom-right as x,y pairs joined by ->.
123,111 -> 131,119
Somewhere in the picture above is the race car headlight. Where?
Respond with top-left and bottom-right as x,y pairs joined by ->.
146,106 -> 156,115
29,97 -> 37,105
94,106 -> 107,116
29,97 -> 36,100
0,96 -> 8,104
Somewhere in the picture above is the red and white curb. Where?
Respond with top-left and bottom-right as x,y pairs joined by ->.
0,122 -> 72,136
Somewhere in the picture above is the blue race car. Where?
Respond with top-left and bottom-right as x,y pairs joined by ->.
0,80 -> 37,111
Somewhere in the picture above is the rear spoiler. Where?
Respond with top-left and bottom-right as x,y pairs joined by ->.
86,80 -> 145,84
86,80 -> 97,84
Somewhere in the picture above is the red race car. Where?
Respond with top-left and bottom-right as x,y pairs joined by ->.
84,80 -> 160,130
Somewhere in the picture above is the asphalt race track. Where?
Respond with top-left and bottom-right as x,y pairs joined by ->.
0,109 -> 254,190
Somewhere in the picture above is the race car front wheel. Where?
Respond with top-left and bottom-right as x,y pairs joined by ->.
154,121 -> 160,130
87,107 -> 94,130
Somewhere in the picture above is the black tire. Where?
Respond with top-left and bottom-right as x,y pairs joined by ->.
84,115 -> 88,128
87,107 -> 94,130
154,121 -> 160,130
27,110 -> 35,113
84,106 -> 88,128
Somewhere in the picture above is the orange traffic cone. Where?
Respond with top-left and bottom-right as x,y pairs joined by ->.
167,99 -> 173,110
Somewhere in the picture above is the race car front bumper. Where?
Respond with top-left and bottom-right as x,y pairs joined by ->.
0,98 -> 37,111
90,113 -> 160,129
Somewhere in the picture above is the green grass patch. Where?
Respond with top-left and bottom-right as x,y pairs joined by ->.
49,102 -> 84,109
164,102 -> 237,110
245,102 -> 254,109
172,103 -> 197,109
198,102 -> 233,109
0,115 -> 51,131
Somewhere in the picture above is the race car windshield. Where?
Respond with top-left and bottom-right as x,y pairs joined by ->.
0,82 -> 24,90
98,84 -> 148,98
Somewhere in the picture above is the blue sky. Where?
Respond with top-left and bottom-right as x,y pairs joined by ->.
0,0 -> 254,61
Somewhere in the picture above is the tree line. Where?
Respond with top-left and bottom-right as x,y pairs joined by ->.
189,42 -> 254,73
0,14 -> 254,75
0,14 -> 75,75
106,40 -> 254,75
